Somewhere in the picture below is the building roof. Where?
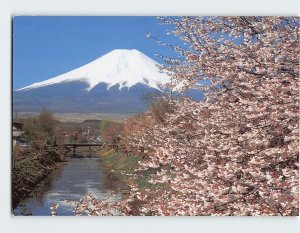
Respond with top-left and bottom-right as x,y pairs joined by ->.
13,122 -> 23,131
13,131 -> 24,138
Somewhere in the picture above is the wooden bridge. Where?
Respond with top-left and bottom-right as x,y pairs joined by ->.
63,143 -> 106,154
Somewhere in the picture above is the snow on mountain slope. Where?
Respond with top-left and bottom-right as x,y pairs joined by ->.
17,49 -> 171,92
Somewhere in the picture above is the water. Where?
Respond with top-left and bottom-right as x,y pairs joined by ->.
13,156 -> 121,216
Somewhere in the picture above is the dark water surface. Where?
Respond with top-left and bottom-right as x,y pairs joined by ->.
13,156 -> 121,216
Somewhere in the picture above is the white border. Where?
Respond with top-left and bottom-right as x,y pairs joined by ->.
1,0 -> 299,232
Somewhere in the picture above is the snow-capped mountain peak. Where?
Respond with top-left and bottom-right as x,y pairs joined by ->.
17,49 -> 171,92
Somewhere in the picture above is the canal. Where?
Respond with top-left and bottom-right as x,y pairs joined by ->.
13,155 -> 121,216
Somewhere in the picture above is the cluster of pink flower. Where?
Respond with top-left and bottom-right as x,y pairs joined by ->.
119,17 -> 299,216
58,17 -> 299,216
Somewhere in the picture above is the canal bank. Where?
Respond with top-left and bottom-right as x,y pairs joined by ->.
96,148 -> 140,188
12,147 -> 70,210
96,147 -> 171,216
96,148 -> 158,194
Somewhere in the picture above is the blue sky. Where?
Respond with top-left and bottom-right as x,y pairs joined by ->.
13,16 -> 179,90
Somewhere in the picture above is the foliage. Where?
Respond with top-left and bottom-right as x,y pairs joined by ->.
149,97 -> 174,123
38,108 -> 57,136
118,17 -> 299,216
99,119 -> 123,142
20,109 -> 61,157
55,17 -> 300,216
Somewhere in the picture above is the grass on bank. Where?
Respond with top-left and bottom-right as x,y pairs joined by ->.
97,148 -> 160,191
97,148 -> 173,215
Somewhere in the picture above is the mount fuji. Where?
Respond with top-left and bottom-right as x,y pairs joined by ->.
13,49 -> 173,114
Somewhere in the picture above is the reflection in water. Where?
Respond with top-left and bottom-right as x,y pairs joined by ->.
14,156 -> 121,216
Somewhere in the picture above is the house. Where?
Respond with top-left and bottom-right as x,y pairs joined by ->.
12,122 -> 24,149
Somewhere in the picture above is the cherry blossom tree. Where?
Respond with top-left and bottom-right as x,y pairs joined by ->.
119,16 -> 299,216
57,17 -> 299,216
